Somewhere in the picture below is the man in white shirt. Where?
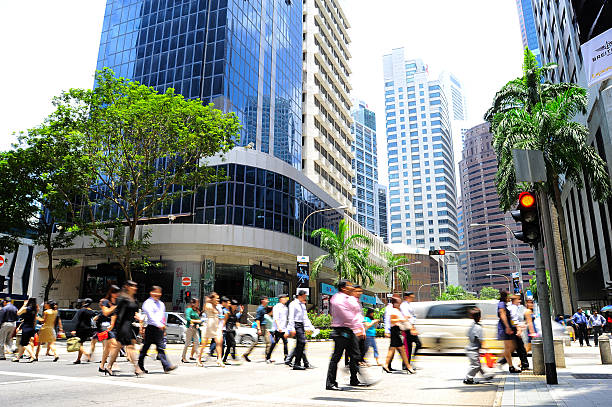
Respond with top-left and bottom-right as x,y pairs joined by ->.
138,286 -> 176,374
267,294 -> 289,361
286,291 -> 314,370
400,292 -> 421,369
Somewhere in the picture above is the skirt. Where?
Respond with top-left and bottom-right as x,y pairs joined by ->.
390,326 -> 404,348
76,329 -> 92,344
116,323 -> 136,346
38,326 -> 56,343
20,328 -> 36,347
497,322 -> 516,341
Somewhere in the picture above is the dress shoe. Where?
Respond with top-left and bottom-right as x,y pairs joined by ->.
304,364 -> 315,369
463,378 -> 475,385
326,384 -> 342,391
349,381 -> 369,387
164,365 -> 177,373
292,365 -> 306,370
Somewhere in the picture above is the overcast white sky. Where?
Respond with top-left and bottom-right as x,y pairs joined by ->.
0,0 -> 524,183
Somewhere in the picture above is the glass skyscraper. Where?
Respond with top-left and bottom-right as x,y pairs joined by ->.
515,0 -> 541,65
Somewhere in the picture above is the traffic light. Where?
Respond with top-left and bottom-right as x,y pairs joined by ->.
429,249 -> 446,255
185,291 -> 191,303
511,191 -> 541,246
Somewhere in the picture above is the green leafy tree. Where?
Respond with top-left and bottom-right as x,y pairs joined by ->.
382,251 -> 412,293
528,269 -> 551,302
478,286 -> 500,300
0,131 -> 86,301
43,68 -> 240,280
310,219 -> 383,286
435,285 -> 476,301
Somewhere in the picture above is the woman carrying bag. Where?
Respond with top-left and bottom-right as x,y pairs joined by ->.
382,296 -> 415,374
71,298 -> 96,364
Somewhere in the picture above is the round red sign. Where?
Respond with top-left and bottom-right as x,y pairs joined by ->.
181,276 -> 191,287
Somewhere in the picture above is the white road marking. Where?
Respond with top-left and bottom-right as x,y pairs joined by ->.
0,378 -> 52,385
169,397 -> 223,407
0,370 -> 386,407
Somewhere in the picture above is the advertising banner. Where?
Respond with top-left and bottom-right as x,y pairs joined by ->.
581,27 -> 612,86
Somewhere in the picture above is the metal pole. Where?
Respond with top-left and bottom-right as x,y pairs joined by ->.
418,282 -> 442,301
301,206 -> 347,256
534,240 -> 558,384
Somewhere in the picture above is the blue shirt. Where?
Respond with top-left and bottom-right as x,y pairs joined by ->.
572,312 -> 587,325
255,305 -> 266,325
589,314 -> 606,327
364,316 -> 376,337
0,303 -> 18,323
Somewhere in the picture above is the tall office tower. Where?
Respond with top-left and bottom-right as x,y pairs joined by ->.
456,198 -> 468,287
438,71 -> 468,182
531,0 -> 612,311
83,0 -> 349,309
302,0 -> 355,212
515,0 -> 541,64
382,48 -> 460,253
376,184 -> 389,244
459,123 -> 535,292
351,100 -> 380,234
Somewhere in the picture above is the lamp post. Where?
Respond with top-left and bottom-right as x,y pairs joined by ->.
486,273 -> 511,292
301,205 -> 348,256
388,261 -> 422,296
418,282 -> 443,302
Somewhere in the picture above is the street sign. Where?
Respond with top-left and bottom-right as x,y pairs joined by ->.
511,271 -> 521,294
297,256 -> 310,288
0,255 -> 4,269
512,149 -> 547,182
181,276 -> 192,287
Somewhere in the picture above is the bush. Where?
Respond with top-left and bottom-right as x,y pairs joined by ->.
307,311 -> 332,328
375,329 -> 385,338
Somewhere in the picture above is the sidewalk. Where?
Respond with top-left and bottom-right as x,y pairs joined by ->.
498,339 -> 612,407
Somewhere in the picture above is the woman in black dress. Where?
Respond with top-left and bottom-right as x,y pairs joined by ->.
98,285 -> 119,373
106,281 -> 143,376
72,298 -> 96,364
13,298 -> 38,362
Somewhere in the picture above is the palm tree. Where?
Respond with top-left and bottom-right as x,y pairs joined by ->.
485,48 -> 611,312
310,219 -> 383,285
383,251 -> 412,293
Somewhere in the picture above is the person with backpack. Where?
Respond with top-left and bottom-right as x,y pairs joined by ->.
71,298 -> 96,364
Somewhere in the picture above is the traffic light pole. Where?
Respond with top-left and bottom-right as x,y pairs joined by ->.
534,240 -> 558,384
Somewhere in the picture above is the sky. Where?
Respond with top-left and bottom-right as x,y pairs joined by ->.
0,0 -> 525,184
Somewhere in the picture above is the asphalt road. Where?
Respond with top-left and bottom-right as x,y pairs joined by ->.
0,339 -> 500,407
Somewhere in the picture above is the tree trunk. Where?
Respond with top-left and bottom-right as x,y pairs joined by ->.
552,179 -> 576,313
539,193 -> 564,315
44,248 -> 55,302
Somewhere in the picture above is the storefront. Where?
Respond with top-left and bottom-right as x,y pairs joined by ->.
318,281 -> 380,312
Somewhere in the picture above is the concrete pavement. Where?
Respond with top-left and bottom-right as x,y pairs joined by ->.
0,339 -> 499,407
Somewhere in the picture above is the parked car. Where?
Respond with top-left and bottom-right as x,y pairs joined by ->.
57,309 -> 79,338
164,312 -> 187,343
235,326 -> 259,345
410,300 -> 568,351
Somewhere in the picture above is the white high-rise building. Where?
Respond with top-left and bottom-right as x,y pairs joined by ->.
302,0 -> 355,212
438,71 -> 468,186
382,48 -> 460,253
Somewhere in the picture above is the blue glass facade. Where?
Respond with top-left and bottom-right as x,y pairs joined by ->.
96,0 -> 302,168
94,0 -> 337,245
516,0 -> 541,65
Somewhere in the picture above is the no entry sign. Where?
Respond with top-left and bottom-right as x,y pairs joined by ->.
0,255 -> 4,269
181,276 -> 192,287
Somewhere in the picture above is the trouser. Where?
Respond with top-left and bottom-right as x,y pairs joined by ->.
181,327 -> 200,360
286,343 -> 309,366
465,350 -> 484,379
267,330 -> 288,359
222,330 -> 236,362
326,327 -> 360,387
403,331 -> 422,364
244,324 -> 271,357
291,323 -> 307,367
344,336 -> 365,366
138,325 -> 171,370
576,323 -> 590,346
592,326 -> 603,346
0,322 -> 16,358
498,332 -> 529,367
364,335 -> 379,358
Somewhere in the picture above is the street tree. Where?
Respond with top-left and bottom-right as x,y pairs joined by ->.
528,269 -> 551,302
478,286 -> 500,300
383,251 -> 412,292
311,219 -> 383,285
45,68 -> 240,280
0,131 -> 87,301
436,285 -> 476,301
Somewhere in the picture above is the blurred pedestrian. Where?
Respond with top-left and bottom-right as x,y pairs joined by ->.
572,307 -> 591,347
71,298 -> 96,364
35,301 -> 60,362
497,291 -> 520,373
181,297 -> 201,363
98,285 -> 119,373
268,294 -> 289,362
382,298 -> 395,371
589,310 -> 606,346
523,299 -> 538,353
382,296 -> 414,375
106,281 -> 144,377
198,292 -> 224,367
13,298 -> 38,362
287,290 -> 314,371
222,299 -> 241,364
138,286 -> 176,374
363,308 -> 380,366
344,285 -> 365,368
0,298 -> 18,360
400,291 -> 421,369
463,307 -> 493,384
243,296 -> 270,363
326,280 -> 369,391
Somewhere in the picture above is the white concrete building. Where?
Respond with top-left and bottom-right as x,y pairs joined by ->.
302,0 -> 355,213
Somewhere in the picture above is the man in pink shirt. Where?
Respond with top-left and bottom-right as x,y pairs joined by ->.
326,280 -> 367,391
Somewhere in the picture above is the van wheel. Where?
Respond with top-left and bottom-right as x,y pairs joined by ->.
434,336 -> 446,352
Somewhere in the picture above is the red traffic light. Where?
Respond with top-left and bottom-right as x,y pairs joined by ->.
439,249 -> 445,255
519,191 -> 535,208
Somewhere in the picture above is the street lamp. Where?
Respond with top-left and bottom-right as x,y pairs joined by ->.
388,261 -> 422,295
486,273 -> 512,292
418,282 -> 443,302
301,205 -> 348,256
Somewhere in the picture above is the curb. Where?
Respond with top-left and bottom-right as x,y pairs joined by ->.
493,375 -> 506,407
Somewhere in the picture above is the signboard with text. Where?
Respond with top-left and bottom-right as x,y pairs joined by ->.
297,256 -> 309,288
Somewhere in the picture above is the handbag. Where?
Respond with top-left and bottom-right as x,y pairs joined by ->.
66,337 -> 81,352
97,331 -> 109,341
